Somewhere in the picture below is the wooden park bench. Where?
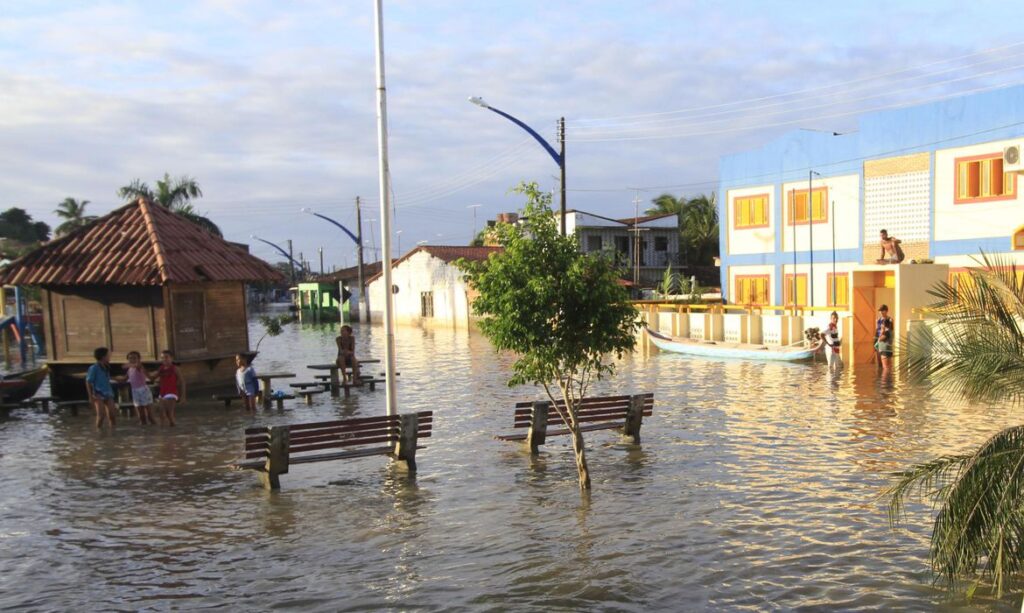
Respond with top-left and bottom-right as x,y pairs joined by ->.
213,393 -> 295,410
297,388 -> 325,404
496,393 -> 654,453
230,411 -> 433,489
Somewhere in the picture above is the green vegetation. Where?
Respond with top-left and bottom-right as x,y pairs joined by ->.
255,314 -> 296,351
646,192 -> 719,266
118,173 -> 222,236
54,197 -> 97,236
656,265 -> 702,302
0,208 -> 50,258
887,254 -> 1024,601
459,182 -> 641,490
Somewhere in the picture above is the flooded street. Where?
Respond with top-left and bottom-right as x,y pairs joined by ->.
0,318 -> 1019,611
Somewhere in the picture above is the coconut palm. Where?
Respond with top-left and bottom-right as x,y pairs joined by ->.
117,174 -> 222,236
682,193 -> 718,266
887,254 -> 1024,600
53,198 -> 97,236
646,193 -> 684,217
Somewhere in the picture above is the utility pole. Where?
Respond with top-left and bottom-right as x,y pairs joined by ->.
318,247 -> 324,275
356,196 -> 368,323
558,117 -> 566,236
468,204 -> 482,243
287,239 -> 295,286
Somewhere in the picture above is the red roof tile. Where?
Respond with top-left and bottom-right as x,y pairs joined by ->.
366,245 -> 502,284
0,199 -> 284,286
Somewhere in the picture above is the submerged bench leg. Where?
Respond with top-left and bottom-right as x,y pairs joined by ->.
260,426 -> 289,490
621,394 -> 644,445
526,401 -> 549,454
393,412 -> 419,472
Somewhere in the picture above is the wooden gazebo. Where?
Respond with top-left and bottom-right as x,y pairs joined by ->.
0,198 -> 284,397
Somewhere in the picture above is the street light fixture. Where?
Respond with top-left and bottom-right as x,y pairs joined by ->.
468,96 -> 566,235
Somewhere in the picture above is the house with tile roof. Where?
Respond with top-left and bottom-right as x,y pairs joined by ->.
366,245 -> 501,329
565,209 -> 681,287
0,198 -> 283,397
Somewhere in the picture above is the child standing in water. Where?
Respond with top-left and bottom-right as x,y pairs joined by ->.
814,311 -> 843,371
156,350 -> 185,426
235,353 -> 258,413
125,351 -> 155,425
85,347 -> 117,429
876,321 -> 894,375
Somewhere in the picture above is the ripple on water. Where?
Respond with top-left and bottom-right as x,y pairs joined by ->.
0,320 -> 1020,611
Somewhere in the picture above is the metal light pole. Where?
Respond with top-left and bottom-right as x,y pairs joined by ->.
374,0 -> 398,416
301,206 -> 366,320
808,170 -> 820,307
468,96 -> 566,235
251,235 -> 302,282
790,188 -> 796,309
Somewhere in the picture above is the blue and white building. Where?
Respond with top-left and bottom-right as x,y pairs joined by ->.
718,85 -> 1024,312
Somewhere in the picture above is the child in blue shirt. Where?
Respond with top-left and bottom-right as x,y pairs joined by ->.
86,347 -> 117,428
235,353 -> 258,414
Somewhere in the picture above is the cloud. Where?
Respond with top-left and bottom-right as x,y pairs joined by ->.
0,1 -> 1021,266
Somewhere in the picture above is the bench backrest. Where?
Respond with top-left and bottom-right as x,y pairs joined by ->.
244,411 -> 433,461
511,393 -> 653,429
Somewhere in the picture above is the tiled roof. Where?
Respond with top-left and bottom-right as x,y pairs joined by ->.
0,199 -> 284,286
316,260 -> 394,284
366,245 -> 502,283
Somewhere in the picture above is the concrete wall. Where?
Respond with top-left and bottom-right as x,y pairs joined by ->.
367,251 -> 472,329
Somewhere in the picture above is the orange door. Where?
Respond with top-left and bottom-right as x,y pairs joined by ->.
852,287 -> 876,364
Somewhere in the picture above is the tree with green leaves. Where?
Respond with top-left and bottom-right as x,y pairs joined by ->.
646,192 -> 719,266
0,208 -> 50,244
459,182 -> 641,490
117,173 -> 222,236
887,254 -> 1024,601
54,197 -> 97,236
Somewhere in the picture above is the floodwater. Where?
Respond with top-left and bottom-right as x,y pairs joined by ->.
0,316 -> 1021,612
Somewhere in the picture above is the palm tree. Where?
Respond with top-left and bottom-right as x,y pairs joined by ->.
646,193 -> 684,217
53,197 -> 97,236
682,193 -> 719,266
887,254 -> 1024,600
118,174 -> 222,236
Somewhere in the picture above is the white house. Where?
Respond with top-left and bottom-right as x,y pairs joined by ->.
366,245 -> 502,328
565,209 -> 680,286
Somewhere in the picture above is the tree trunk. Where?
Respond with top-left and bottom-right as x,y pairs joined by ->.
570,426 -> 591,490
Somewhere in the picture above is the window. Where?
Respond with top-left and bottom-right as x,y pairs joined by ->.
587,235 -> 602,252
827,273 -> 849,308
420,291 -> 434,318
734,275 -> 769,305
1013,227 -> 1024,251
654,236 -> 668,251
783,274 -> 808,306
734,194 -> 769,228
614,236 -> 630,264
955,153 -> 1016,203
786,187 -> 828,225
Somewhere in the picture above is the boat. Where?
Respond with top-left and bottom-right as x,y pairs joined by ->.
645,328 -> 816,362
0,365 -> 48,402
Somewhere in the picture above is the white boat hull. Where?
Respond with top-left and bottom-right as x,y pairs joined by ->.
646,329 -> 815,362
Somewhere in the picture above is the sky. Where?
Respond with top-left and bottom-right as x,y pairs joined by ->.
3,0 -> 1024,269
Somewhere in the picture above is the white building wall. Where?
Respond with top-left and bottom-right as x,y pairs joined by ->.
780,261 -> 858,312
367,251 -> 471,328
935,137 -> 1024,242
780,174 -> 859,254
726,185 -> 775,255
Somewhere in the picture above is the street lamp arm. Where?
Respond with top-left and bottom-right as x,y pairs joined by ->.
251,236 -> 301,268
481,105 -> 562,166
305,210 -> 361,245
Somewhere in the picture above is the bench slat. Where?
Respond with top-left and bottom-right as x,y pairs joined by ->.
512,393 -> 652,409
513,397 -> 653,416
290,434 -> 397,455
289,446 -> 395,465
290,426 -> 397,447
513,408 -> 653,428
289,421 -> 399,441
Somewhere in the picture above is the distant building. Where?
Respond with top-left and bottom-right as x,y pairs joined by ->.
566,210 -> 680,286
366,246 -> 501,328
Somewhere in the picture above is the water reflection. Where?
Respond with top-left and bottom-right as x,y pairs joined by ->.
1,319 -> 1022,611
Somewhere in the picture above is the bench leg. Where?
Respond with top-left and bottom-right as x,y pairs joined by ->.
71,404 -> 79,417
275,397 -> 284,410
526,401 -> 549,454
621,394 -> 644,445
260,426 -> 289,490
343,384 -> 350,398
393,412 -> 419,472
368,379 -> 376,391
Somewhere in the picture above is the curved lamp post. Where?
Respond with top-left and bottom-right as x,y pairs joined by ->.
468,96 -> 566,235
301,207 -> 369,323
251,234 -> 301,285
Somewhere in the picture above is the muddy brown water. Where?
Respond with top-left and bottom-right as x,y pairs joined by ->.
0,317 -> 1019,611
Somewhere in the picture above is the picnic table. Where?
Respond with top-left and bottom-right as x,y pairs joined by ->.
308,359 -> 380,396
257,372 -> 295,407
